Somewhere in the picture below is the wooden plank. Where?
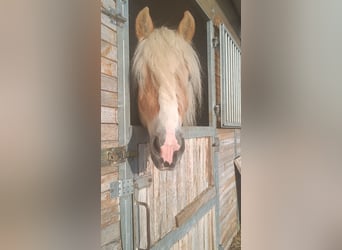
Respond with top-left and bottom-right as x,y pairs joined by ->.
234,156 -> 242,173
101,124 -> 118,141
101,12 -> 117,31
101,40 -> 117,61
101,57 -> 117,77
101,165 -> 119,176
101,172 -> 119,192
101,0 -> 116,11
101,191 -> 119,210
175,187 -> 216,227
101,206 -> 120,228
101,24 -> 116,45
101,74 -> 117,92
177,152 -> 185,213
101,90 -> 118,107
101,222 -> 121,246
101,140 -> 119,150
101,106 -> 118,124
101,240 -> 122,250
159,171 -> 168,237
152,158 -> 160,244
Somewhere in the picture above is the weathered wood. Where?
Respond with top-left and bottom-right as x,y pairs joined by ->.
101,57 -> 117,77
234,156 -> 241,173
101,206 -> 120,229
175,187 -> 216,227
101,90 -> 118,107
101,74 -> 117,92
101,40 -> 117,61
101,222 -> 121,246
101,106 -> 118,124
101,12 -> 117,31
101,124 -> 118,141
101,0 -> 116,12
101,140 -> 119,150
101,24 -> 116,45
101,191 -> 119,210
101,172 -> 119,192
101,240 -> 122,250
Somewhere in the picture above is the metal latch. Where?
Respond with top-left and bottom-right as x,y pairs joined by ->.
101,146 -> 136,166
212,136 -> 220,152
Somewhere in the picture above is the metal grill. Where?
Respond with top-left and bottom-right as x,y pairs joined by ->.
219,24 -> 241,127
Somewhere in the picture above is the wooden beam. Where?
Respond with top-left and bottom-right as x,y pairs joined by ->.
175,187 -> 216,227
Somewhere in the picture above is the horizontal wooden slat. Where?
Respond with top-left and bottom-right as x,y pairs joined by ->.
101,0 -> 116,12
101,57 -> 117,76
101,140 -> 119,150
101,12 -> 117,31
101,40 -> 117,61
101,172 -> 119,192
101,90 -> 118,107
175,187 -> 216,227
101,191 -> 120,211
101,240 -> 122,250
101,206 -> 120,229
101,106 -> 118,124
101,165 -> 119,176
101,222 -> 121,246
101,124 -> 118,141
101,74 -> 117,92
101,24 -> 116,45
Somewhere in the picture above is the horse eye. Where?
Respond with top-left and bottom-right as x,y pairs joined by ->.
188,75 -> 191,82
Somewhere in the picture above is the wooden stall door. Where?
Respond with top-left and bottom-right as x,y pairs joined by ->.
133,135 -> 217,250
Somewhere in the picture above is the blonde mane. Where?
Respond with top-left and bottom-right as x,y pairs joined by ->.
132,27 -> 202,125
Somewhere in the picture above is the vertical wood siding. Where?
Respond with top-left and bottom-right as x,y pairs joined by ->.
217,128 -> 240,249
136,137 -> 213,247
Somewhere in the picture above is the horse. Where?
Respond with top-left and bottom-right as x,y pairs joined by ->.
132,7 -> 202,170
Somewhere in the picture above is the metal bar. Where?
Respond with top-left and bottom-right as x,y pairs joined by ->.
116,0 -> 134,249
207,20 -> 216,128
150,196 -> 216,249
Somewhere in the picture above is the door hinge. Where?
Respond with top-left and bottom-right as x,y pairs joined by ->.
110,179 -> 134,198
101,146 -> 136,166
110,175 -> 153,198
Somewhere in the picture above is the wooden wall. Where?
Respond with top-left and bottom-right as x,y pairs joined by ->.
217,129 -> 241,249
101,0 -> 121,249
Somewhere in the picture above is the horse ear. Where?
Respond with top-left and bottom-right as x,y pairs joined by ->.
136,7 -> 154,41
177,11 -> 195,42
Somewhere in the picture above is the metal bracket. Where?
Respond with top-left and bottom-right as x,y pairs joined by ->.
110,175 -> 153,198
110,179 -> 134,198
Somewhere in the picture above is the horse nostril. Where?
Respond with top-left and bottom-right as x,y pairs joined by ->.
152,137 -> 161,153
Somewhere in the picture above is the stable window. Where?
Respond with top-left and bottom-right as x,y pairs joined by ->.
219,24 -> 241,127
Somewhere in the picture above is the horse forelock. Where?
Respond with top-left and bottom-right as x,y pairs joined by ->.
132,27 -> 202,126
